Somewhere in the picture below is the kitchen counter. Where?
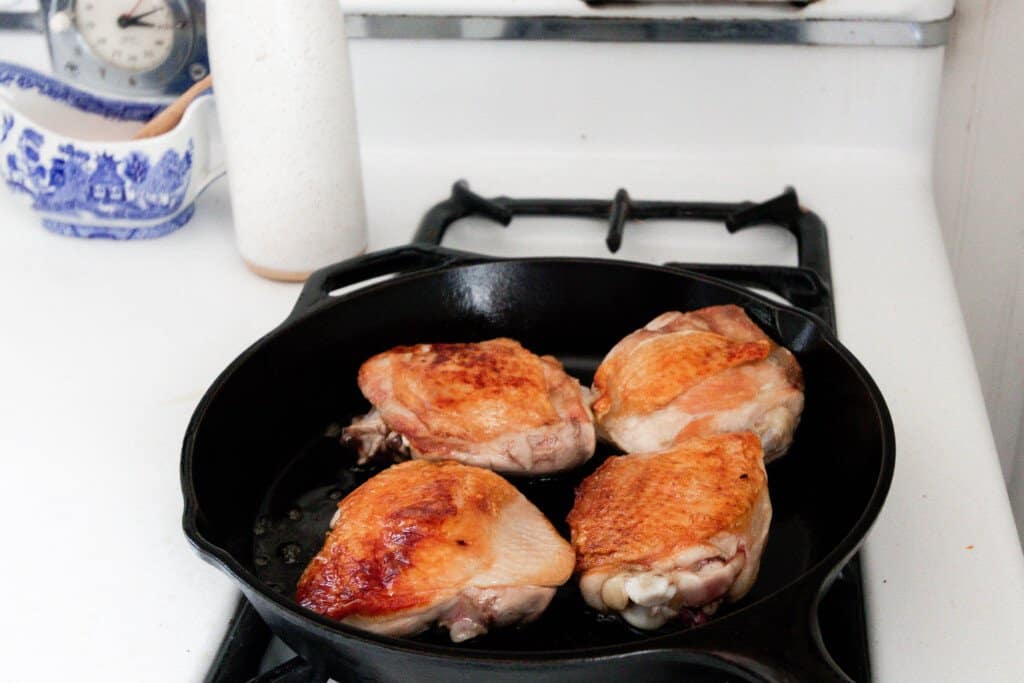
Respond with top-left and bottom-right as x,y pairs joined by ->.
2,26 -> 1023,682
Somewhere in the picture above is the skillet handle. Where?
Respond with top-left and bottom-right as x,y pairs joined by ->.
675,577 -> 854,682
289,244 -> 487,320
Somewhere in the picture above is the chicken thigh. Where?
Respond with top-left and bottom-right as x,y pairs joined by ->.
343,338 -> 596,474
567,433 -> 771,630
296,460 -> 575,642
591,305 -> 803,461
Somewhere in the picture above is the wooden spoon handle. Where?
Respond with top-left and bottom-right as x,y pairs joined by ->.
133,75 -> 213,140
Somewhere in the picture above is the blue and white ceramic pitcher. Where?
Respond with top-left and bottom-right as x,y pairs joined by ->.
0,62 -> 223,239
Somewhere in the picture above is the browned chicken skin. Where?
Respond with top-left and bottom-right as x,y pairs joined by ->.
592,305 -> 804,461
344,338 -> 596,473
567,433 -> 771,629
296,460 -> 575,641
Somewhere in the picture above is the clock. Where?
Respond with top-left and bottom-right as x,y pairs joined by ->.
44,0 -> 208,98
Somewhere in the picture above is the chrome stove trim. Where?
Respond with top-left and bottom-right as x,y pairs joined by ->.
345,14 -> 950,47
1,11 -> 951,48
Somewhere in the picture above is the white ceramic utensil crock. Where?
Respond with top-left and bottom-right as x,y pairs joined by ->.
206,0 -> 368,281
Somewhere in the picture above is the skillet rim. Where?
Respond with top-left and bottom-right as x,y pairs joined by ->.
180,255 -> 895,661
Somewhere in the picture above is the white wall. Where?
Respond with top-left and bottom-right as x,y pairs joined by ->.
934,0 -> 1024,542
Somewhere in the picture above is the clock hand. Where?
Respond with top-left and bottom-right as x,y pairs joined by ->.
117,7 -> 163,28
120,19 -> 188,29
132,7 -> 163,20
124,0 -> 144,17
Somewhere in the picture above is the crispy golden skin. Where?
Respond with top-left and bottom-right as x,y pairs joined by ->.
350,338 -> 595,473
591,306 -> 803,460
296,460 -> 575,639
568,433 -> 767,575
594,331 -> 770,416
367,339 -> 559,444
566,433 -> 771,629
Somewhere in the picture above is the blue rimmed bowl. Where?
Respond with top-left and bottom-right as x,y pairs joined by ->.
0,62 -> 223,240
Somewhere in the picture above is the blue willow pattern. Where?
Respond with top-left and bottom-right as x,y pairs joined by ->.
1,62 -> 197,239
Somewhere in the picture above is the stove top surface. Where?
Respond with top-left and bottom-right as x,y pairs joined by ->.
208,181 -> 865,683
2,141 -> 1020,682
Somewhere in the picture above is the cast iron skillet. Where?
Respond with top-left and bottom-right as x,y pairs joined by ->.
182,244 -> 894,682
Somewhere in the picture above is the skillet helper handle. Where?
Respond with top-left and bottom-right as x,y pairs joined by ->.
676,580 -> 853,682
289,245 -> 485,319
707,628 -> 851,682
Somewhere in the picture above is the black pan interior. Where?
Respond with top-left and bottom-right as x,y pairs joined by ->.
187,260 -> 887,653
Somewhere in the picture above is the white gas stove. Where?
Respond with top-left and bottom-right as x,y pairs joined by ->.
1,1 -> 1022,681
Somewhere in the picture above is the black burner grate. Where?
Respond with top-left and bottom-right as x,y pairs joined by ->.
203,181 -> 871,683
414,181 -> 834,326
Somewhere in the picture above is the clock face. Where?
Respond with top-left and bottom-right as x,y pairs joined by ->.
75,0 -> 176,72
46,0 -> 204,95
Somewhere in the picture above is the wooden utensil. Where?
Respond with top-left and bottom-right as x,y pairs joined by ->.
133,75 -> 212,140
